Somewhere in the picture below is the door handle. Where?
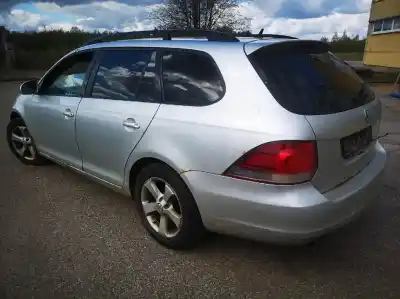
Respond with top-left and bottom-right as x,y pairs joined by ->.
63,109 -> 74,118
123,118 -> 140,130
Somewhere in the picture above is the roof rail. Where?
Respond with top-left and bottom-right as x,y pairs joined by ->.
237,29 -> 298,40
82,29 -> 240,46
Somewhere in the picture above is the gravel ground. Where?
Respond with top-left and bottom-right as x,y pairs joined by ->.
1,82 -> 400,299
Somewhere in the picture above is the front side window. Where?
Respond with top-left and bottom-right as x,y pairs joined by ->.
40,52 -> 93,97
90,49 -> 159,103
161,50 -> 225,106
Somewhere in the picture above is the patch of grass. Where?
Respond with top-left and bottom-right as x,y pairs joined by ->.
334,52 -> 364,61
364,71 -> 399,84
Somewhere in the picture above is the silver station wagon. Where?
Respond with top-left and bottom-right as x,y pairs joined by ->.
7,30 -> 386,249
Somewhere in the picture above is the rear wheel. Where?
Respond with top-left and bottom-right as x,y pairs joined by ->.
134,163 -> 206,249
7,118 -> 47,166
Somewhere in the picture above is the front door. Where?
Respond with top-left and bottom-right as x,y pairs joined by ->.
76,49 -> 161,186
24,52 -> 94,168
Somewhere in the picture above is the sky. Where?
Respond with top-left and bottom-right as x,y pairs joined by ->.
0,0 -> 373,39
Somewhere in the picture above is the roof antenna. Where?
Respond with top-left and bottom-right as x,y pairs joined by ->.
258,28 -> 264,37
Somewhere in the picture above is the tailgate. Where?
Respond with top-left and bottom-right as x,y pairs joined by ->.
307,98 -> 381,193
245,40 -> 381,193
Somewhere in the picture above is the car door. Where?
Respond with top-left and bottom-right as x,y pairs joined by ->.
75,48 -> 161,186
23,51 -> 94,169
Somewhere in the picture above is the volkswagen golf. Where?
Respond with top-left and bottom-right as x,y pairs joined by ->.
6,30 -> 386,249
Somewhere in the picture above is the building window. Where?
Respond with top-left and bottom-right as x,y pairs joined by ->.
373,20 -> 383,32
372,16 -> 400,34
394,17 -> 400,30
382,19 -> 393,31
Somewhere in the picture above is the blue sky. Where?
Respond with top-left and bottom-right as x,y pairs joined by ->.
0,0 -> 372,39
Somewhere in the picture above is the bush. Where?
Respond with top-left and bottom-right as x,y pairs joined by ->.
7,29 -> 103,70
13,48 -> 69,70
8,30 -> 98,52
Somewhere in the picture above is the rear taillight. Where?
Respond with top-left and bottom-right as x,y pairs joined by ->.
223,141 -> 317,185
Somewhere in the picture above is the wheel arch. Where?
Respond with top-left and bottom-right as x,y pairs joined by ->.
127,157 -> 181,198
10,110 -> 22,120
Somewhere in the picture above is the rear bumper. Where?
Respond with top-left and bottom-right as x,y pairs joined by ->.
181,142 -> 387,244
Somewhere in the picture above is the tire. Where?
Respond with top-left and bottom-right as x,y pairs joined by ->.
134,163 -> 206,249
6,118 -> 47,166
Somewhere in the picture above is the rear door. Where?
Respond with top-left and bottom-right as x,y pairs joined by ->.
76,48 -> 161,186
247,41 -> 381,193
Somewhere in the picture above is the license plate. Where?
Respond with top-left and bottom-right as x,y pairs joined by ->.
341,126 -> 372,159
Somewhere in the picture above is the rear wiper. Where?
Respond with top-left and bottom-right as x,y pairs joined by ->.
351,84 -> 366,104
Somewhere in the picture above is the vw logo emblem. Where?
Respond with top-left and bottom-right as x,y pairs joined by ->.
156,203 -> 164,214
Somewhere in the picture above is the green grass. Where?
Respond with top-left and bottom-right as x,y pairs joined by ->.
334,52 -> 364,61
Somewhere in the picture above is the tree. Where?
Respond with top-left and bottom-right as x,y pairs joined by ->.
0,26 -> 11,68
150,0 -> 250,32
320,36 -> 328,43
340,30 -> 351,41
331,32 -> 339,42
70,26 -> 82,33
215,25 -> 234,34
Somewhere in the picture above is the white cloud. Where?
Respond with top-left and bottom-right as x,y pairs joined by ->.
0,14 -> 6,25
239,2 -> 369,39
1,0 -> 371,40
38,22 -> 83,31
36,1 -> 156,32
6,9 -> 43,30
356,0 -> 372,12
249,0 -> 285,18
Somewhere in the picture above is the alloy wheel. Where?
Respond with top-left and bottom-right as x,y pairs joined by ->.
10,125 -> 36,161
141,177 -> 183,238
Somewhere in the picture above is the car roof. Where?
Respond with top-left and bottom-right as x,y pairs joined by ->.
76,37 -> 293,54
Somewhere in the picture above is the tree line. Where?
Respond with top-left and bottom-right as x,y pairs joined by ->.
321,31 -> 366,54
7,29 -> 365,53
1,0 -> 367,69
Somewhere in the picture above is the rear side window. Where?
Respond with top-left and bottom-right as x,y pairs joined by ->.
248,42 -> 375,115
90,49 -> 160,103
161,50 -> 225,106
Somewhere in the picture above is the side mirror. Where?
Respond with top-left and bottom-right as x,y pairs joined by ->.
20,80 -> 38,95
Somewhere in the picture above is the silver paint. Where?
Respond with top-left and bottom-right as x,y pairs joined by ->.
10,37 -> 387,244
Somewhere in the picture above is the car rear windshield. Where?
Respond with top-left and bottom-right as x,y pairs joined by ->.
248,42 -> 375,115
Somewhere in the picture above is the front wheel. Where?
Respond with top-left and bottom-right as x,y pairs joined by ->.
134,163 -> 206,249
6,118 -> 47,166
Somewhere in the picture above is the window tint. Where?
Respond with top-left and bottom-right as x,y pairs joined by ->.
91,50 -> 159,103
161,50 -> 224,106
40,52 -> 92,96
248,43 -> 375,115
